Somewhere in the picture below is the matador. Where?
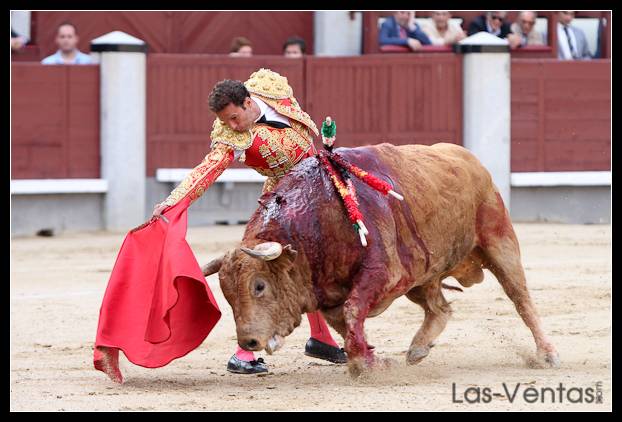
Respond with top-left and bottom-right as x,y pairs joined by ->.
96,69 -> 346,378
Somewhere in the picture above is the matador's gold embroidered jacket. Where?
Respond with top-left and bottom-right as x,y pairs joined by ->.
162,68 -> 319,207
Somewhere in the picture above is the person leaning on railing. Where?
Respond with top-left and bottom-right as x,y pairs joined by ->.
420,11 -> 466,46
379,11 -> 432,51
507,11 -> 545,48
468,11 -> 514,42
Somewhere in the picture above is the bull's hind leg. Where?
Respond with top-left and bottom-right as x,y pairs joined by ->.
405,282 -> 451,365
477,193 -> 559,367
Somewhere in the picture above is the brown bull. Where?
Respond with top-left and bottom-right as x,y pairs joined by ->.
203,143 -> 559,377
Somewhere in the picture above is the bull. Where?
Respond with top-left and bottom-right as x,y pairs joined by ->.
202,143 -> 560,377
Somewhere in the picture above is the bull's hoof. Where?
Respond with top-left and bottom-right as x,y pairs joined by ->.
539,350 -> 561,368
375,357 -> 397,369
406,345 -> 430,365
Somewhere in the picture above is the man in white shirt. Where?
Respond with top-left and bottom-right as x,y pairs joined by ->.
421,11 -> 466,46
41,22 -> 93,65
557,11 -> 592,60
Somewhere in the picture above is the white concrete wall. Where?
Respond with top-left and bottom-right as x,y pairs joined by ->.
314,11 -> 362,56
99,51 -> 146,231
11,194 -> 105,236
463,52 -> 511,209
510,186 -> 610,224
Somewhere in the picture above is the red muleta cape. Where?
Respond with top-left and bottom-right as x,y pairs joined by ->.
94,197 -> 221,369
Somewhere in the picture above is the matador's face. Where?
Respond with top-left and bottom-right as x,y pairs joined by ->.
216,97 -> 257,133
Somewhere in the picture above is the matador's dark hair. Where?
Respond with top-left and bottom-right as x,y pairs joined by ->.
208,79 -> 250,112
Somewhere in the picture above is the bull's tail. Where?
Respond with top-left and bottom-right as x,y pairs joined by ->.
441,282 -> 463,292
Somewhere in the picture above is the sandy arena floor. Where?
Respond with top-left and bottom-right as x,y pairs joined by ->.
10,223 -> 611,411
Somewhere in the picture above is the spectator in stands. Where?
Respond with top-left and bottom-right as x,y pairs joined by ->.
557,11 -> 592,60
229,36 -> 253,57
421,10 -> 466,46
41,22 -> 92,65
283,36 -> 306,58
508,11 -> 545,48
11,28 -> 28,51
467,11 -> 513,40
379,11 -> 432,51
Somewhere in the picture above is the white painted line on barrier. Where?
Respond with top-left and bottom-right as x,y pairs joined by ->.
11,179 -> 109,194
156,168 -> 267,183
511,171 -> 611,187
10,171 -> 610,194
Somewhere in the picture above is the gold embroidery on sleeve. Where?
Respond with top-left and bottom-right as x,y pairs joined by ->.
162,143 -> 234,207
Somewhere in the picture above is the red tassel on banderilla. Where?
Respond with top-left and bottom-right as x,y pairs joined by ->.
318,117 -> 404,246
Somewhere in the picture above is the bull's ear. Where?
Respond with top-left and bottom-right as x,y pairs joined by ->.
280,244 -> 298,266
283,244 -> 298,261
202,256 -> 224,276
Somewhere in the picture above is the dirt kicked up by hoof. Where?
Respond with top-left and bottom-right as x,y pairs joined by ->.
347,356 -> 397,378
518,348 -> 562,369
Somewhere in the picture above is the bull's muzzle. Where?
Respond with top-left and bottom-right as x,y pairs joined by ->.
239,336 -> 263,351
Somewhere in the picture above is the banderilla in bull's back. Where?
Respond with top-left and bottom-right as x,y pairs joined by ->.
317,149 -> 404,247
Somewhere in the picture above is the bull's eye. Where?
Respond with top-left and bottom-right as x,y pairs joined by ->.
253,279 -> 266,297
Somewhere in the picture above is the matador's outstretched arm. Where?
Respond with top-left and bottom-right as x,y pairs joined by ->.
160,142 -> 235,207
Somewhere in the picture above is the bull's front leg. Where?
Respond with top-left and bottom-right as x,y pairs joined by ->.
342,268 -> 391,377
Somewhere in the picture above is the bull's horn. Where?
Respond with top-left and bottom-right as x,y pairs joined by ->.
240,242 -> 283,261
202,256 -> 224,276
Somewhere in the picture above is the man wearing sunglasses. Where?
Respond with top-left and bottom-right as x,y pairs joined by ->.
468,11 -> 513,40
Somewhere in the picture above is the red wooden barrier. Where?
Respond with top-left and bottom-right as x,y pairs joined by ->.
13,56 -> 609,180
11,63 -> 100,179
147,54 -> 463,176
30,11 -> 314,60
511,59 -> 611,172
304,54 -> 463,149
